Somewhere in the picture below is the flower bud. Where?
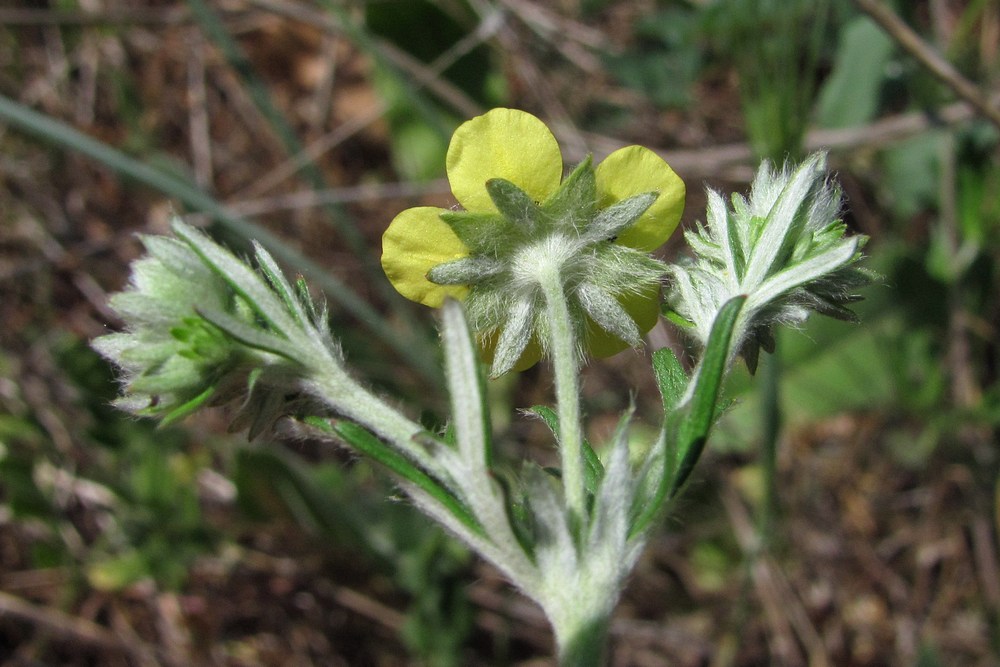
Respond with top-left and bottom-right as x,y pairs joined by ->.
666,153 -> 873,371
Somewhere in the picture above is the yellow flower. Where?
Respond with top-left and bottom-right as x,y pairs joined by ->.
381,108 -> 685,373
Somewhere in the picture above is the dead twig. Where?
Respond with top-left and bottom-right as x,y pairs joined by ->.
722,484 -> 831,667
232,0 -> 499,199
230,179 -> 452,217
246,0 -> 485,118
499,0 -> 607,74
853,0 -> 1000,131
0,589 -> 161,666
584,92 -> 1000,180
0,7 -> 187,26
187,31 -> 214,192
231,92 -> 1000,217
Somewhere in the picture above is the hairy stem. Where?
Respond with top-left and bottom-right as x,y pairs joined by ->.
303,358 -> 447,480
555,615 -> 609,667
537,264 -> 587,531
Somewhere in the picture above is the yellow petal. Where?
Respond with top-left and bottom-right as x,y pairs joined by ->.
381,207 -> 469,307
595,146 -> 685,251
446,108 -> 563,213
586,283 -> 661,358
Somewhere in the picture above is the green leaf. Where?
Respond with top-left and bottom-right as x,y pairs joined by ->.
527,405 -> 604,493
0,455 -> 52,519
651,347 -> 688,413
88,550 -> 151,592
491,469 -> 536,560
671,295 -> 745,495
321,419 -> 483,536
441,299 -> 493,470
881,131 -> 946,220
629,296 -> 745,538
816,16 -> 895,129
232,445 -> 349,540
485,178 -> 545,232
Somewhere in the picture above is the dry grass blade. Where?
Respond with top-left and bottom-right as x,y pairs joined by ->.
0,590 -> 161,666
722,484 -> 831,667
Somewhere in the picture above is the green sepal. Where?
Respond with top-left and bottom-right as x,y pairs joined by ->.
438,210 -> 519,254
485,178 -> 546,232
584,192 -> 657,243
662,308 -> 695,329
440,421 -> 457,449
725,206 -> 747,282
128,355 -> 214,394
196,305 -> 304,363
527,405 -> 604,494
154,385 -> 217,426
427,256 -> 503,285
253,240 -> 308,329
542,155 -> 596,228
742,339 -> 761,375
311,418 -> 484,536
809,294 -> 863,322
172,219 -> 300,342
229,368 -> 292,440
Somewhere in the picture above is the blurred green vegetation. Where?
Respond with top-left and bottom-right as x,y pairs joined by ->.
1,0 -> 998,664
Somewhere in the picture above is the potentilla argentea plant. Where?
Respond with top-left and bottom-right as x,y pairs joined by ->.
94,108 -> 870,666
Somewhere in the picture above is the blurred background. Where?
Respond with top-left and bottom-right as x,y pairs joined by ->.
1,0 -> 998,665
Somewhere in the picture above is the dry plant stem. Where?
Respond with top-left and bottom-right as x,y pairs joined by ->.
939,136 -> 981,407
0,6 -> 185,24
0,590 -> 160,666
853,0 -> 1000,131
233,3 -> 496,199
186,32 -> 213,190
722,485 -> 830,667
469,0 -> 588,157
232,89 -> 997,219
250,0 -> 483,117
